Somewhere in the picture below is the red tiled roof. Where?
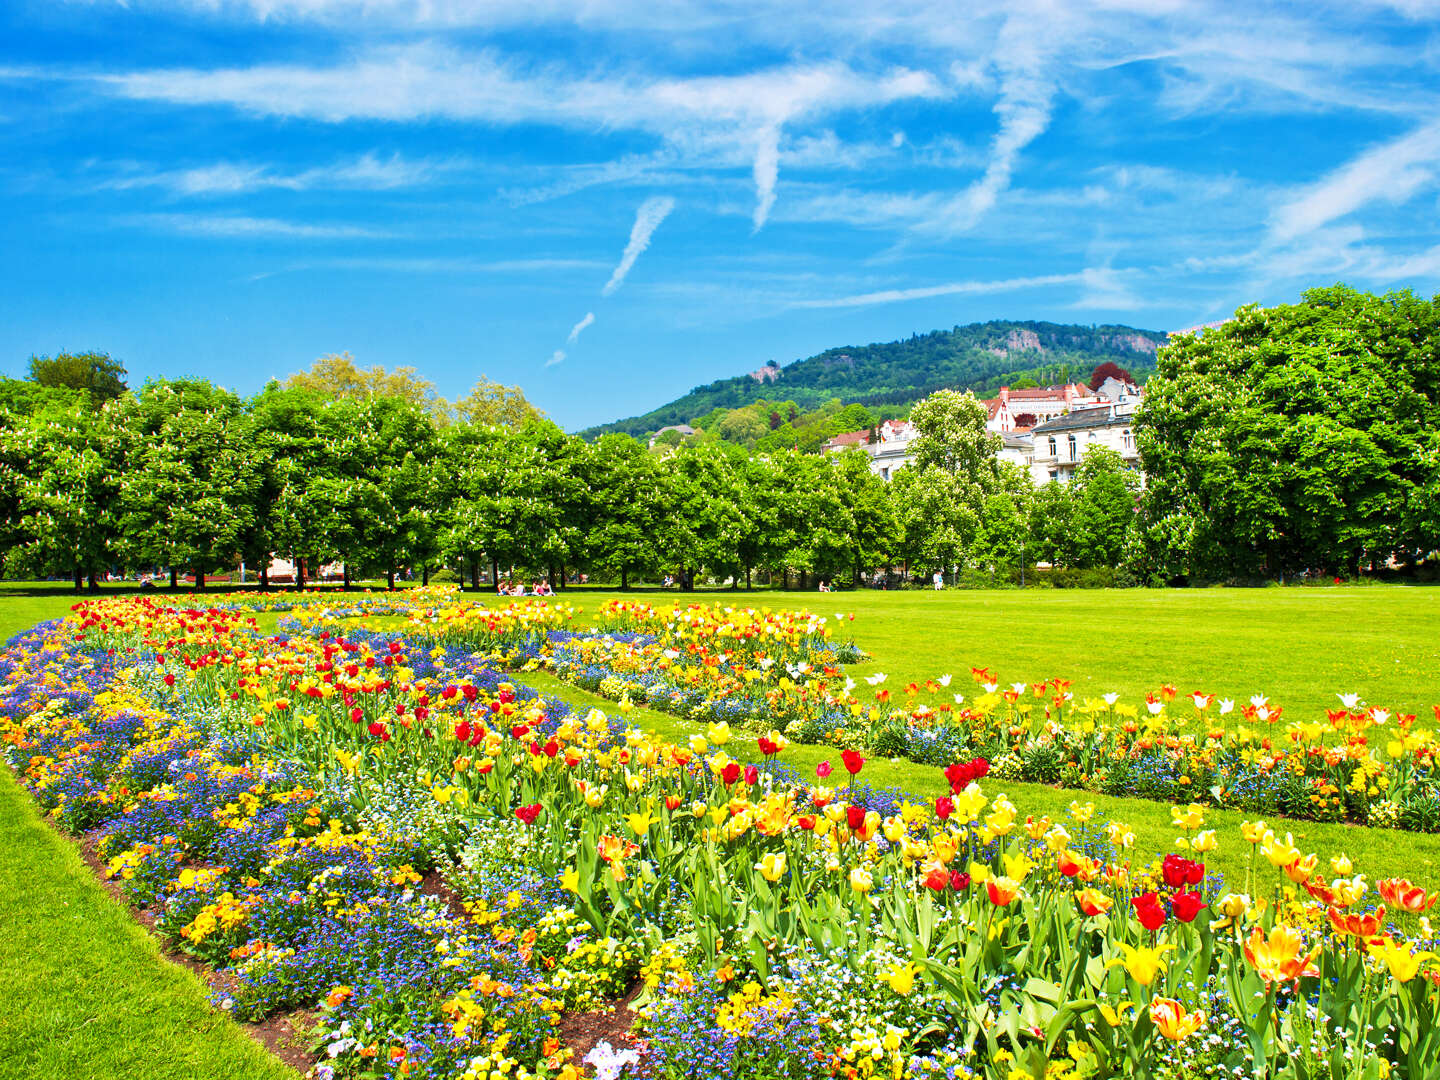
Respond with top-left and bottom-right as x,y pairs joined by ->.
823,429 -> 870,450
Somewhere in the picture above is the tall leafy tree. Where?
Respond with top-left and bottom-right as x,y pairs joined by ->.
113,379 -> 258,588
1068,446 -> 1139,568
906,388 -> 1001,480
7,399 -> 123,589
27,351 -> 128,404
1137,285 -> 1440,579
589,434 -> 665,588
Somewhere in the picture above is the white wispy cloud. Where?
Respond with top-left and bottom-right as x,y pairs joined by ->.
791,270 -> 1092,309
546,349 -> 566,367
123,212 -> 389,238
102,152 -> 447,196
751,125 -> 781,231
1269,120 -> 1440,243
602,196 -> 675,296
566,311 -> 595,343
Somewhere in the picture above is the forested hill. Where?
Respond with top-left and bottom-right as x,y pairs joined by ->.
578,320 -> 1169,439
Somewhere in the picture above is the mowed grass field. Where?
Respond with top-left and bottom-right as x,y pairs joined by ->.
565,585 -> 1440,722
3,581 -> 1440,1078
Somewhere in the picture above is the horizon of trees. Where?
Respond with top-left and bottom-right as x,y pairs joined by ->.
5,284 -> 1436,591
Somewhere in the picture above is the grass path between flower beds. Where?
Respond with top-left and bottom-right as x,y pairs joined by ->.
0,766 -> 298,1080
515,668 -> 1440,893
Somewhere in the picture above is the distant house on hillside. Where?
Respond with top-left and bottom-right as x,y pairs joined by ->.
648,424 -> 696,448
979,383 -> 1102,434
819,429 -> 871,454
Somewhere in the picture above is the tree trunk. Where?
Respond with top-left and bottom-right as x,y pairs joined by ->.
746,566 -> 752,590
799,569 -> 807,591
296,559 -> 306,591
422,564 -> 429,586
74,566 -> 83,592
853,560 -> 861,587
782,568 -> 789,591
621,567 -> 629,590
196,568 -> 206,591
548,565 -> 557,591
260,566 -> 269,592
87,570 -> 99,592
387,567 -> 395,591
488,557 -> 498,589
342,563 -> 351,589
472,558 -> 481,591
169,567 -> 178,590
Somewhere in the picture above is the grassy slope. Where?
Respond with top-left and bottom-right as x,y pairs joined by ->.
0,586 -> 298,1080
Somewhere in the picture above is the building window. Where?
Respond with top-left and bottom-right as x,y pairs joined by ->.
1047,437 -> 1057,457
1123,428 -> 1133,450
1048,469 -> 1058,481
1068,435 -> 1078,462
881,467 -> 890,481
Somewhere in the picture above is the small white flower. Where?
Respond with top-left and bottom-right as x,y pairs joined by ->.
865,673 -> 887,686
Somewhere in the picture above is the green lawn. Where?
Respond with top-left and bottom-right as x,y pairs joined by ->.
551,584 -> 1440,722
4,580 -> 1440,1079
0,769 -> 297,1080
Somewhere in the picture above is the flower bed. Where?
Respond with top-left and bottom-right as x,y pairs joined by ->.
5,598 -> 1440,1079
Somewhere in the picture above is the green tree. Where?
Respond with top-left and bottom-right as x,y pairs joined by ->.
452,376 -> 546,428
284,352 -> 454,425
1068,446 -> 1139,568
27,351 -> 128,404
1137,285 -> 1440,579
6,399 -> 123,589
1028,481 -> 1075,567
907,389 -> 1002,480
589,434 -> 665,588
113,379 -> 258,589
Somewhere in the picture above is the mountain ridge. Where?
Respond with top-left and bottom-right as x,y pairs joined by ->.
577,319 -> 1169,439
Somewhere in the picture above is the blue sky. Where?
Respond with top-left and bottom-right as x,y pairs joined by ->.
3,1 -> 1440,430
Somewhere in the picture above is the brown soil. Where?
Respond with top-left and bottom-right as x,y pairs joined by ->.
558,979 -> 647,1070
419,868 -> 471,921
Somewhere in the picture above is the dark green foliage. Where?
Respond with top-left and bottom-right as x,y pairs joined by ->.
27,351 -> 128,404
1136,285 -> 1440,580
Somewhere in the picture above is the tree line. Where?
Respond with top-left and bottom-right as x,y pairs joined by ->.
0,365 -> 1137,591
4,283 -> 1434,591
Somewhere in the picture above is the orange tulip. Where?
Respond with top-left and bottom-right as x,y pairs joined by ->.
986,876 -> 1021,906
1327,905 -> 1386,938
1149,997 -> 1204,1041
1243,924 -> 1320,985
1075,888 -> 1113,916
1377,878 -> 1439,913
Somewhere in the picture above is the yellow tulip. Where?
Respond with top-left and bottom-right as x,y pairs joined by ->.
1367,936 -> 1437,983
882,961 -> 920,996
1108,942 -> 1173,987
755,852 -> 787,883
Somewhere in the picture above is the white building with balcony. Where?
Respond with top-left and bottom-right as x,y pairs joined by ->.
1027,401 -> 1142,486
